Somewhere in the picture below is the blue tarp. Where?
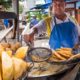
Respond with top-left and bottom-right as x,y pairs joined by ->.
30,3 -> 51,10
44,0 -> 52,3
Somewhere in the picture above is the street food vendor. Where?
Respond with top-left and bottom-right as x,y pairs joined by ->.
24,0 -> 80,50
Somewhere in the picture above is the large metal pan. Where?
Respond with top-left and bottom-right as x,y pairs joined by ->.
23,41 -> 80,79
23,47 -> 80,78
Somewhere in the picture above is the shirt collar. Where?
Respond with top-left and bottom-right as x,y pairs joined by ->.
52,13 -> 70,23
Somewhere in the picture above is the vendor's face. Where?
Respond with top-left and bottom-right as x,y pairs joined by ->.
52,1 -> 66,16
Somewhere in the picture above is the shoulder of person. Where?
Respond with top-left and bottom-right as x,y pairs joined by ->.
44,16 -> 52,21
43,16 -> 52,24
67,14 -> 78,25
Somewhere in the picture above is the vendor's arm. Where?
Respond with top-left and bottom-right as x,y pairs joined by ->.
32,19 -> 47,34
24,20 -> 47,43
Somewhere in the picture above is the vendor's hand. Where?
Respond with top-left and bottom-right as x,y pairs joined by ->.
23,27 -> 38,44
24,33 -> 34,43
69,53 -> 80,60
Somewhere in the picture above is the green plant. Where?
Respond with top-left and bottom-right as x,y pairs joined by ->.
0,0 -> 12,9
19,4 -> 23,14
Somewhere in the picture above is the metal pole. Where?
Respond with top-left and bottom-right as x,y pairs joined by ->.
12,0 -> 19,41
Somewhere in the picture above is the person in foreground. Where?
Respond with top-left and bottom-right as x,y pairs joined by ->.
24,0 -> 80,50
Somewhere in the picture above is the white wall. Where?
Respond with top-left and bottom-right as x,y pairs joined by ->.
25,0 -> 36,11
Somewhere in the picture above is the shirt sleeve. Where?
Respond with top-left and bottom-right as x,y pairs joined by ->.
69,17 -> 80,36
76,23 -> 80,37
32,20 -> 47,34
72,24 -> 79,45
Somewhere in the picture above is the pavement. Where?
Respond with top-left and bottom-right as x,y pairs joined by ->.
34,39 -> 50,48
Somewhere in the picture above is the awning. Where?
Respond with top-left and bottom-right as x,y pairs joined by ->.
30,3 -> 51,10
30,0 -> 79,10
44,0 -> 80,3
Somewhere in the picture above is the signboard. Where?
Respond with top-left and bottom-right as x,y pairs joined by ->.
66,3 -> 75,8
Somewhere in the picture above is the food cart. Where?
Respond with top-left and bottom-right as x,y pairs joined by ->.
0,11 -> 18,42
0,0 -> 80,80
